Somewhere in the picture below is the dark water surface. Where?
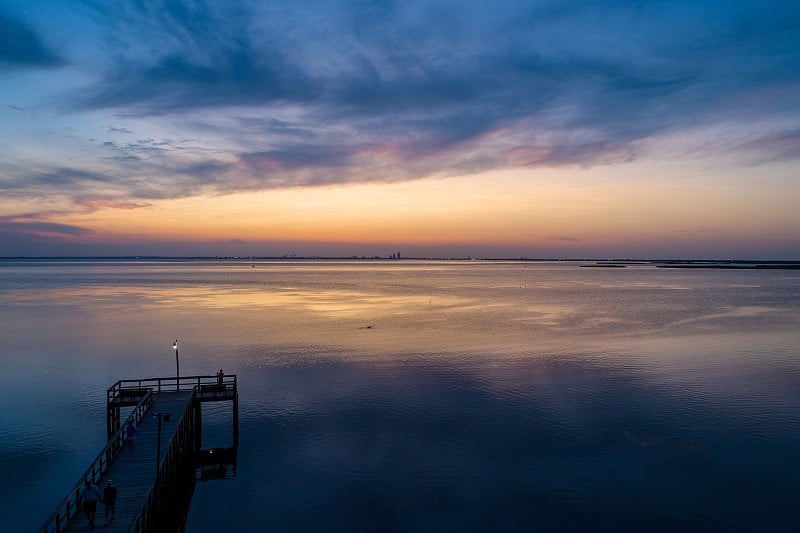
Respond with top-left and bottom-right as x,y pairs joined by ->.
1,260 -> 799,531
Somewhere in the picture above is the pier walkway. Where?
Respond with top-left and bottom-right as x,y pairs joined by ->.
41,375 -> 238,533
63,391 -> 192,532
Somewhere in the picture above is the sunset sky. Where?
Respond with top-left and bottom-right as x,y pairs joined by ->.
1,0 -> 798,258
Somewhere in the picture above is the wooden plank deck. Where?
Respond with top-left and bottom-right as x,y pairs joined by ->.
63,391 -> 193,532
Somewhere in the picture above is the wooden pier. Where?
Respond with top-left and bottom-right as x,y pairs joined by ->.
40,375 -> 238,533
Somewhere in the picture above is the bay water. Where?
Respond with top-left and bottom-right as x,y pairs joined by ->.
1,260 -> 799,531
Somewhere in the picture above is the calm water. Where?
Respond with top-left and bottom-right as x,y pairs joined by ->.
1,260 -> 799,531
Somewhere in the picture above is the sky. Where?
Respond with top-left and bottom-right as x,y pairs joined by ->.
1,0 -> 799,259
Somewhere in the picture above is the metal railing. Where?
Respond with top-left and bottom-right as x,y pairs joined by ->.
39,390 -> 155,533
107,374 -> 237,402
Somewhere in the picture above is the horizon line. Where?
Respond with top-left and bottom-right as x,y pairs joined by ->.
2,256 -> 799,264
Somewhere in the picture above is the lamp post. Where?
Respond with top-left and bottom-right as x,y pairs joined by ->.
172,340 -> 179,389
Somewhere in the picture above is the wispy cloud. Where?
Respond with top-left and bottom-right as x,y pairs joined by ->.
733,129 -> 800,164
1,0 -> 800,232
0,217 -> 92,238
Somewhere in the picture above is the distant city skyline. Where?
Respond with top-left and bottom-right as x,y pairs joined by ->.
1,1 -> 799,259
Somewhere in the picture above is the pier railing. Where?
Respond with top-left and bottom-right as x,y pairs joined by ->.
40,390 -> 155,533
129,391 -> 197,533
108,374 -> 237,402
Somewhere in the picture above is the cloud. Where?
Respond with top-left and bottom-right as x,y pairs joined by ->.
2,0 -> 800,219
74,1 -> 318,111
25,168 -> 115,188
60,4 -> 795,131
0,12 -> 63,67
0,217 -> 93,238
733,129 -> 800,163
76,199 -> 151,211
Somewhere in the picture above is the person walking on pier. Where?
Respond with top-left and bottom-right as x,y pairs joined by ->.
103,479 -> 118,526
126,421 -> 137,451
80,480 -> 101,530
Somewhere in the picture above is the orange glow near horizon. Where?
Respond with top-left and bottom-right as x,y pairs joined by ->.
42,160 -> 800,254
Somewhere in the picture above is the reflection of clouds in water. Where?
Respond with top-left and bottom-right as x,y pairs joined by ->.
3,266 -> 797,350
5,285 -> 788,344
665,306 -> 779,329
289,291 -> 464,318
510,305 -> 638,330
3,286 -> 467,316
576,280 -> 693,291
3,287 -> 174,308
204,354 -> 797,531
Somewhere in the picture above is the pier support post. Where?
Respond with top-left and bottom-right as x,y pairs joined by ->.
233,392 -> 239,448
193,402 -> 202,451
107,405 -> 120,439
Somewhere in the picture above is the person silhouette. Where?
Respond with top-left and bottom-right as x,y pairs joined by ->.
126,421 -> 137,451
103,479 -> 118,526
81,480 -> 101,529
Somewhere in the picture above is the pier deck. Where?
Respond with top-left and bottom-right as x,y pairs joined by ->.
62,391 -> 193,532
